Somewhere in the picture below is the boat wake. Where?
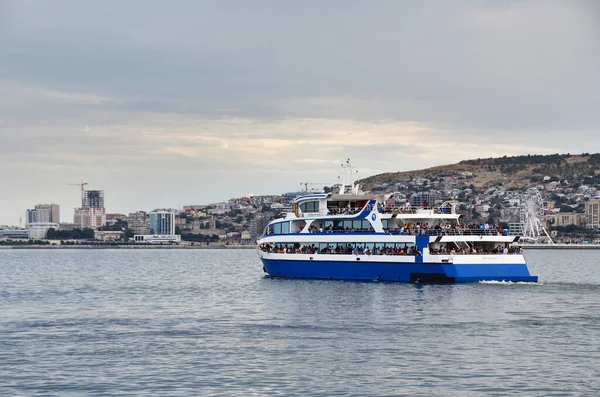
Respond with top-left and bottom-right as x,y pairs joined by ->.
479,280 -> 542,286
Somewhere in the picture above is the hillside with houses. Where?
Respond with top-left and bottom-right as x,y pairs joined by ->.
357,153 -> 600,243
360,153 -> 600,191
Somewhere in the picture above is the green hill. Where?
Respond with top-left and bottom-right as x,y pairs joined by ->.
359,153 -> 600,191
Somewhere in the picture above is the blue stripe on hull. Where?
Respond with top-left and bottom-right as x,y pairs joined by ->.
261,258 -> 537,283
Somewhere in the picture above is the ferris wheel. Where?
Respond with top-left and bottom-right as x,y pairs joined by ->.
520,188 -> 553,244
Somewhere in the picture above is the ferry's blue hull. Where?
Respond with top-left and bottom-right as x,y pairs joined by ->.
261,258 -> 538,283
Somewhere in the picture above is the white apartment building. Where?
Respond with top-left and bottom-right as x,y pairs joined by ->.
74,207 -> 106,229
36,204 -> 60,223
149,210 -> 176,235
26,204 -> 60,225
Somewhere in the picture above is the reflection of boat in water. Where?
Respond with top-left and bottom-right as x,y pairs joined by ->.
257,160 -> 537,283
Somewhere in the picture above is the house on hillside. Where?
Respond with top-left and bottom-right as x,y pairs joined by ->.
413,177 -> 429,185
474,204 -> 490,213
207,202 -> 230,215
371,183 -> 389,191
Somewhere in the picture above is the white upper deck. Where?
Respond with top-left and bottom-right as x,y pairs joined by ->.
286,158 -> 460,226
261,159 -> 479,237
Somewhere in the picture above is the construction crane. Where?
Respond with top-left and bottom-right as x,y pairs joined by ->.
66,181 -> 88,192
66,181 -> 88,208
300,182 -> 328,193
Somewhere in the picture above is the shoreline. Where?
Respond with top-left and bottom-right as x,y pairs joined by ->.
2,244 -> 600,250
521,244 -> 600,250
0,245 -> 256,250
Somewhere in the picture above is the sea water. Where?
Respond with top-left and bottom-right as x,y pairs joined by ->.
0,248 -> 599,396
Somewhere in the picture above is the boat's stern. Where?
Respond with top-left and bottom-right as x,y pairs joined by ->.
436,255 -> 538,283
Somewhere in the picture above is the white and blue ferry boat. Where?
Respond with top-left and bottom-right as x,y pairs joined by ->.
257,161 -> 537,283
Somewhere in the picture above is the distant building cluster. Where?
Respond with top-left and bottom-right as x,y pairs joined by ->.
25,204 -> 60,239
5,154 -> 600,245
133,210 -> 181,244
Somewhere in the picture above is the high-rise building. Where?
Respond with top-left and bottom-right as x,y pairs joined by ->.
149,211 -> 176,235
250,214 -> 270,239
26,209 -> 39,224
34,207 -> 51,223
82,190 -> 104,208
127,211 -> 150,235
34,204 -> 60,224
74,207 -> 106,229
26,204 -> 60,225
585,198 -> 600,229
74,189 -> 106,229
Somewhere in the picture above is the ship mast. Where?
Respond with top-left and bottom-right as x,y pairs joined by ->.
339,158 -> 360,195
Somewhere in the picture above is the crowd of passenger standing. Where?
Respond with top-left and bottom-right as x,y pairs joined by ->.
259,243 -> 420,256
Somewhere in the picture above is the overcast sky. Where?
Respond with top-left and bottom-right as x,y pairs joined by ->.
0,0 -> 598,225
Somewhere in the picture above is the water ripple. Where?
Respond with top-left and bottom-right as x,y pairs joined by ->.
0,248 -> 599,396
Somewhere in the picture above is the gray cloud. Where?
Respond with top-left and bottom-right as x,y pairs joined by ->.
0,0 -> 598,224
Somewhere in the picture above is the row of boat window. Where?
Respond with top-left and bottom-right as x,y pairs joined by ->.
269,222 -> 291,235
259,242 -> 419,256
267,219 -> 375,235
265,219 -> 438,235
299,201 -> 319,212
299,201 -> 367,213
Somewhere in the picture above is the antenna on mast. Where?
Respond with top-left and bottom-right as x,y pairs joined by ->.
339,158 -> 360,194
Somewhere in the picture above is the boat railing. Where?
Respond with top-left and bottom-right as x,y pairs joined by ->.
262,228 -> 510,237
309,228 -> 375,234
325,207 -> 365,216
378,207 -> 454,215
385,228 -> 510,237
259,244 -> 420,256
325,207 -> 454,216
258,244 -> 523,256
429,249 -> 523,255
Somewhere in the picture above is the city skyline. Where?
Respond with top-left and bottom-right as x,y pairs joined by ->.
1,0 -> 598,225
